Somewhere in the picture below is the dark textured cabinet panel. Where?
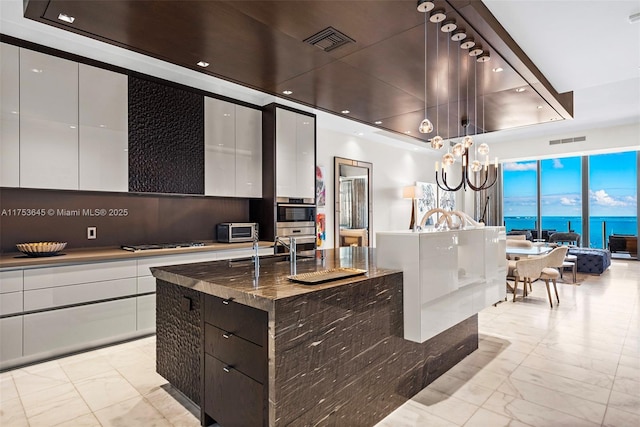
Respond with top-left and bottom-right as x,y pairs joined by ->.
128,76 -> 204,194
156,280 -> 202,405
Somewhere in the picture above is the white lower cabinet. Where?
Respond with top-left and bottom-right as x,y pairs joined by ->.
24,259 -> 137,291
24,278 -> 137,311
23,298 -> 137,356
2,247 -> 274,368
137,294 -> 156,332
0,316 -> 22,363
0,291 -> 23,316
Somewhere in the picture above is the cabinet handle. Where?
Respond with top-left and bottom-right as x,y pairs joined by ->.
222,332 -> 233,339
223,366 -> 232,373
222,298 -> 233,305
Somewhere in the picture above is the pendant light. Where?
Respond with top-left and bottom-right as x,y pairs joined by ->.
418,8 -> 433,134
441,24 -> 454,166
470,61 -> 482,173
430,9 -> 444,149
451,36 -> 464,158
416,0 -> 435,13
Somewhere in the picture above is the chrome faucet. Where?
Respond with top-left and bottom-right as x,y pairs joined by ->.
253,227 -> 260,278
274,236 -> 297,276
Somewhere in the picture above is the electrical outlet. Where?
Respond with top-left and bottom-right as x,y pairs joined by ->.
87,226 -> 97,240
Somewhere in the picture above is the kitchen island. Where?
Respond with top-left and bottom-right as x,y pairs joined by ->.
151,247 -> 479,427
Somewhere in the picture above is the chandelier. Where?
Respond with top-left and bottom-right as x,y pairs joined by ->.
417,0 -> 498,192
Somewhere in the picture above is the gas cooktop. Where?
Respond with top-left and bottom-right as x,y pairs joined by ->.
121,242 -> 205,252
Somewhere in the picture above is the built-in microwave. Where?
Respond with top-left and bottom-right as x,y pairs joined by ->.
216,223 -> 257,243
276,203 -> 316,223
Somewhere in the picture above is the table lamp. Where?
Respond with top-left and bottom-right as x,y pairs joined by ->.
402,185 -> 422,231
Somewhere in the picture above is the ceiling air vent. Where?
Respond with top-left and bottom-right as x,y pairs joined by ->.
549,136 -> 586,145
304,27 -> 355,52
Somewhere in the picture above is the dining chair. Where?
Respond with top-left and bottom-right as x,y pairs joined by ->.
513,246 -> 568,308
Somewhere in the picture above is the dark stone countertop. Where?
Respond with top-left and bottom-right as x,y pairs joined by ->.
151,247 -> 401,312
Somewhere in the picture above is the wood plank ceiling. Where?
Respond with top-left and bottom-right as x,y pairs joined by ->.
24,0 -> 573,143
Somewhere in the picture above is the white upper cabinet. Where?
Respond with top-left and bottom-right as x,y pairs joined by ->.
235,105 -> 262,198
19,49 -> 79,190
296,114 -> 315,199
276,108 -> 315,199
276,108 -> 297,198
79,64 -> 128,192
205,97 -> 236,197
205,97 -> 261,197
0,43 -> 20,187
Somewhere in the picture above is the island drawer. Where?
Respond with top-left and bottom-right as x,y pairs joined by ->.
204,323 -> 265,383
204,354 -> 264,427
203,295 -> 267,346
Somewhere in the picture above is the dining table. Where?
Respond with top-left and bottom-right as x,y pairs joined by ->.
506,245 -> 553,257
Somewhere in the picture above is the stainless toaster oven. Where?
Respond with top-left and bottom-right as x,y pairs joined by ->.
216,223 -> 257,243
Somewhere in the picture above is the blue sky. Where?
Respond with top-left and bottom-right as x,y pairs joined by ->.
503,151 -> 638,217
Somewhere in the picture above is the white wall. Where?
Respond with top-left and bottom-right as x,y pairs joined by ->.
490,122 -> 640,162
316,127 -> 457,248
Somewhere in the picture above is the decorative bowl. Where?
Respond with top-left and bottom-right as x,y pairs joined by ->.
16,242 -> 67,257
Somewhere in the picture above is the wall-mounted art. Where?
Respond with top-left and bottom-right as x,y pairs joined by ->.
416,182 -> 437,226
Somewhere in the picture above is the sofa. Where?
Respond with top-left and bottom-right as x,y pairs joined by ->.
567,248 -> 611,274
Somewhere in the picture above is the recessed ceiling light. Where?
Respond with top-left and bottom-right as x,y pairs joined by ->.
374,120 -> 382,125
282,90 -> 293,95
99,124 -> 106,128
515,87 -> 526,93
537,105 -> 543,109
341,110 -> 350,114
223,113 -> 231,117
492,67 -> 503,73
58,13 -> 75,23
196,61 -> 210,67
405,130 -> 411,134
303,121 -> 310,125
10,111 -> 18,115
31,68 -> 43,73
355,132 -> 364,136
69,125 -> 77,129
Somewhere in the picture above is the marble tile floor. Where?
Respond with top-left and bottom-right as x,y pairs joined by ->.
1,259 -> 637,427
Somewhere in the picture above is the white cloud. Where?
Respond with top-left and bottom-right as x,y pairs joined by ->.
589,189 -> 627,207
503,162 -> 536,171
552,159 -> 563,169
560,197 -> 578,206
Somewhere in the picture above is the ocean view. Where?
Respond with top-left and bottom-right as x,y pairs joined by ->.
504,216 -> 638,249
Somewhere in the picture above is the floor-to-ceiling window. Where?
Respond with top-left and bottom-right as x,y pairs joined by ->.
588,152 -> 638,248
503,161 -> 538,232
502,151 -> 638,247
541,156 -> 582,235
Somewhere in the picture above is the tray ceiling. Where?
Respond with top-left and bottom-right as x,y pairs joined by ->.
23,0 -> 573,143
